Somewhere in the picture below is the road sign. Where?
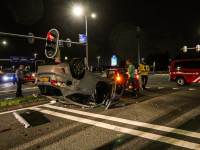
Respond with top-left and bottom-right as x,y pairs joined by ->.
10,56 -> 36,63
111,55 -> 117,66
79,34 -> 86,38
79,38 -> 86,43
79,34 -> 86,43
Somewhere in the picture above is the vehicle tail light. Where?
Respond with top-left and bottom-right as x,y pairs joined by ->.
62,68 -> 66,73
51,80 -> 66,87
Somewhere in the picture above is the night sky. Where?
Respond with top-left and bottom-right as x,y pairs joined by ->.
0,0 -> 200,67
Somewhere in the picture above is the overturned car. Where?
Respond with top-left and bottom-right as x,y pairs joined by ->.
37,58 -> 123,109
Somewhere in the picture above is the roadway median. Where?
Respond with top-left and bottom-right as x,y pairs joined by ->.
0,96 -> 49,112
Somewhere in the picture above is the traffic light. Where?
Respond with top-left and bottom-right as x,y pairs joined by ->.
183,46 -> 187,53
45,29 -> 59,58
196,45 -> 200,52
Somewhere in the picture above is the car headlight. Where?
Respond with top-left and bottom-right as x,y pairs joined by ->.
3,76 -> 9,80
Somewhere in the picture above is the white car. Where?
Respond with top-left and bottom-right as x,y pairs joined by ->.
37,58 -> 123,109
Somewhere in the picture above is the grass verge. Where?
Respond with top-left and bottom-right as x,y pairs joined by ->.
0,96 -> 47,107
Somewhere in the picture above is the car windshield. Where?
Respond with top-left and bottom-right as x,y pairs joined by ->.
24,73 -> 31,76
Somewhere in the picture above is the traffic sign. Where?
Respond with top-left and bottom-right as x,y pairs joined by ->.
10,56 -> 36,63
79,38 -> 86,43
79,34 -> 86,43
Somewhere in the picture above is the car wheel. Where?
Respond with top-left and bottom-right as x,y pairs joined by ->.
70,58 -> 85,80
176,77 -> 185,86
137,89 -> 139,93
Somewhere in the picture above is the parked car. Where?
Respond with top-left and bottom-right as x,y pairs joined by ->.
102,68 -> 140,92
170,59 -> 200,86
37,58 -> 123,109
0,73 -> 12,83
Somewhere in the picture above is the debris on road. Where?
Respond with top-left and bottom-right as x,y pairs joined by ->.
13,112 -> 31,128
50,100 -> 57,103
0,129 -> 11,133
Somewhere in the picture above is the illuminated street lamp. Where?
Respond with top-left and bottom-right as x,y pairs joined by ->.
73,6 -> 96,66
65,57 -> 68,60
97,56 -> 100,72
2,41 -> 7,45
34,53 -> 37,73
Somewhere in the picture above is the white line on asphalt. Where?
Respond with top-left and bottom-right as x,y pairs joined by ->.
145,87 -> 151,89
0,104 -> 51,115
31,107 -> 200,150
173,88 -> 179,90
189,88 -> 196,91
42,104 -> 200,139
0,83 -> 13,90
158,87 -> 165,89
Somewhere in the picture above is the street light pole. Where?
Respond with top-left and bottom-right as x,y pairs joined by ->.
34,53 -> 37,73
137,27 -> 140,65
97,56 -> 100,72
85,15 -> 88,67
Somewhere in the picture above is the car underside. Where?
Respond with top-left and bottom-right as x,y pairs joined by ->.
37,58 -> 123,109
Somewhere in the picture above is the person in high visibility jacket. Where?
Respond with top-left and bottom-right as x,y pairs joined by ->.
138,60 -> 150,90
125,59 -> 137,97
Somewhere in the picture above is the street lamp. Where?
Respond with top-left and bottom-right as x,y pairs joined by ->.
34,53 -> 37,73
137,27 -> 140,65
73,7 -> 96,66
97,56 -> 100,72
2,41 -> 7,45
65,57 -> 68,61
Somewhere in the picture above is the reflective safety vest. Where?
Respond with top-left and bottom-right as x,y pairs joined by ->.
138,64 -> 150,75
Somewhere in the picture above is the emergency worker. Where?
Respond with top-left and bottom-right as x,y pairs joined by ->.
125,59 -> 137,97
138,60 -> 150,90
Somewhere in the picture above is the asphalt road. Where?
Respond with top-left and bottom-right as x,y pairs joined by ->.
0,75 -> 200,150
0,82 -> 40,100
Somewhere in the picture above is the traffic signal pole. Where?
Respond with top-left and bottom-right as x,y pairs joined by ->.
0,31 -> 85,45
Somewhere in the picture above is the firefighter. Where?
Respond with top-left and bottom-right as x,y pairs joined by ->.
138,60 -> 150,90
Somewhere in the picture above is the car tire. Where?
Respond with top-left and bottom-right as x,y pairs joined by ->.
176,77 -> 185,86
70,58 -> 85,80
137,89 -> 139,92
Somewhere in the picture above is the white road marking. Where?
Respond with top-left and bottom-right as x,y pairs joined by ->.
31,107 -> 200,150
189,88 -> 196,91
173,88 -> 179,90
43,104 -> 200,139
158,87 -> 165,89
0,104 -> 51,115
0,83 -> 13,90
145,87 -> 151,89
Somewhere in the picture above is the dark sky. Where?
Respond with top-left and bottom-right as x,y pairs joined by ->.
0,0 -> 200,67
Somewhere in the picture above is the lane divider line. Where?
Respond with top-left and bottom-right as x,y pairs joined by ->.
43,104 -> 200,139
31,107 -> 200,150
